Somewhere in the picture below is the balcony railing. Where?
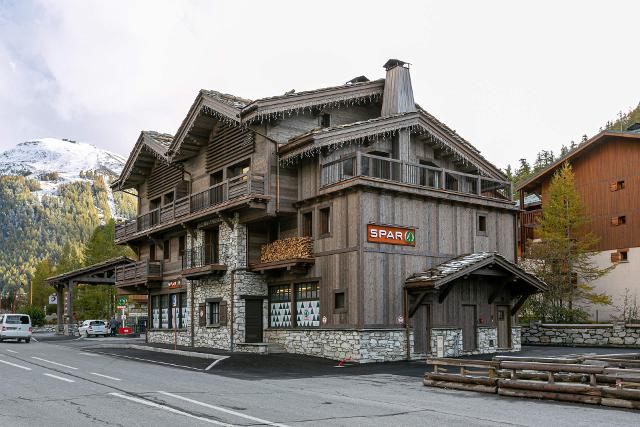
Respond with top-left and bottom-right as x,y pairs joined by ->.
520,209 -> 543,227
115,260 -> 163,285
115,173 -> 265,241
182,244 -> 220,270
320,153 -> 512,200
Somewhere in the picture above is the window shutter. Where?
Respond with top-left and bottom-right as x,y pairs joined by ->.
198,303 -> 206,327
611,252 -> 621,263
610,182 -> 618,192
611,217 -> 619,226
219,301 -> 228,325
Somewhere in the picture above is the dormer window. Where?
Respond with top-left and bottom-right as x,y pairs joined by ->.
320,113 -> 331,128
610,180 -> 625,191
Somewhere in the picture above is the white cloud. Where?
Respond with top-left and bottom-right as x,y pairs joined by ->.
0,0 -> 639,169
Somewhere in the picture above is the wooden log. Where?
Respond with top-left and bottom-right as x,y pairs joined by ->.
498,379 -> 602,396
498,388 -> 602,405
499,361 -> 604,374
493,356 -> 582,364
423,379 -> 497,394
601,387 -> 640,401
427,358 -> 498,369
426,373 -> 498,386
601,398 -> 640,409
260,237 -> 314,263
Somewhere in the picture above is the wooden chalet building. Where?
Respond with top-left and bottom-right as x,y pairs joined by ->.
517,125 -> 640,321
110,59 -> 545,361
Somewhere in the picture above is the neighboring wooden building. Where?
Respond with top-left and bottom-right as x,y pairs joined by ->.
517,126 -> 640,320
110,59 -> 544,361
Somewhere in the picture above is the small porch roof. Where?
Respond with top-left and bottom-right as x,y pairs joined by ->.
405,252 -> 547,292
47,256 -> 135,287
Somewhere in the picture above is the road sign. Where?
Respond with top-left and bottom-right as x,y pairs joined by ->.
116,305 -> 126,310
171,294 -> 177,307
48,294 -> 57,304
118,296 -> 128,306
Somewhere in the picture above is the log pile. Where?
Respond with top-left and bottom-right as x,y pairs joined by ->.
260,237 -> 314,263
424,354 -> 640,409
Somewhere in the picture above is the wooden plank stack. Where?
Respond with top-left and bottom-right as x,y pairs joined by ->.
260,237 -> 314,263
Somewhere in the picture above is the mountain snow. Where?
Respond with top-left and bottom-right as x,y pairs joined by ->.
0,138 -> 128,220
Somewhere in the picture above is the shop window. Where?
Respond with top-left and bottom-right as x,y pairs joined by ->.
477,213 -> 487,236
610,180 -> 625,191
151,296 -> 160,329
334,291 -> 346,311
153,292 -> 187,330
302,211 -> 313,237
179,292 -> 188,328
295,283 -> 320,328
163,240 -> 171,260
319,206 -> 331,237
160,295 -> 169,329
320,113 -> 331,128
269,285 -> 292,328
611,216 -> 626,226
207,301 -> 220,325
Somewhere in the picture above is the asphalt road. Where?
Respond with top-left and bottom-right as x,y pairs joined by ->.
0,338 -> 638,426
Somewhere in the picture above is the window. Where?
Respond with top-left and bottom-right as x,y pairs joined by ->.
150,197 -> 161,211
320,113 -> 331,128
295,283 -> 320,327
611,216 -> 626,226
269,285 -> 292,328
149,244 -> 156,261
207,301 -> 220,325
334,291 -> 346,310
160,295 -> 169,329
302,211 -> 313,237
319,206 -> 331,236
163,191 -> 174,205
210,170 -> 223,185
477,214 -> 487,235
163,240 -> 171,260
227,159 -> 250,178
610,180 -> 625,191
178,235 -> 185,258
612,249 -> 629,263
152,293 -> 187,329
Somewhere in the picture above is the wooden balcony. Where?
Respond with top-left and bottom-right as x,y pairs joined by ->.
115,260 -> 163,289
320,153 -> 512,201
115,173 -> 266,242
181,244 -> 227,279
520,209 -> 543,227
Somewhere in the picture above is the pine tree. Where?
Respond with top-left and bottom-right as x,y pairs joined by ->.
524,163 -> 613,322
30,259 -> 54,309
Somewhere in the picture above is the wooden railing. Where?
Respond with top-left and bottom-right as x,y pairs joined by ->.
115,173 -> 265,240
520,209 -> 543,227
115,260 -> 163,285
320,153 -> 512,200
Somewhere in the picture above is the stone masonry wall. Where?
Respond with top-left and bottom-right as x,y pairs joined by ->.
264,329 -> 411,363
522,322 -> 640,347
429,327 -> 520,357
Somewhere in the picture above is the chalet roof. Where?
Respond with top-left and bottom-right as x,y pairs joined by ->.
279,109 -> 507,180
112,131 -> 173,190
516,130 -> 640,192
405,252 -> 547,292
47,256 -> 134,286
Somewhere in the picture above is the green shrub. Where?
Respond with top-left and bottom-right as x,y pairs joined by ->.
16,305 -> 46,327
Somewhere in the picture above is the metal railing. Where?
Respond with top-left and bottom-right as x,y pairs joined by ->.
115,173 -> 265,240
115,260 -> 163,285
182,244 -> 219,270
320,152 -> 512,200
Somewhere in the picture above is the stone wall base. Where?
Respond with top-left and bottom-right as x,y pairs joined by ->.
265,328 -> 411,363
429,326 -> 521,357
147,330 -> 191,347
522,322 -> 640,347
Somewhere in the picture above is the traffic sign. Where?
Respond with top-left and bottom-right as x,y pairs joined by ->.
116,305 -> 126,310
48,294 -> 58,304
118,296 -> 128,305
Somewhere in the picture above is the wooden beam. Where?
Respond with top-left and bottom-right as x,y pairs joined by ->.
512,293 -> 531,314
408,291 -> 428,317
471,268 -> 509,277
438,283 -> 455,303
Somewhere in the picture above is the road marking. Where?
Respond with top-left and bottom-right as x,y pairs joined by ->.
79,352 -> 100,357
31,336 -> 38,342
31,357 -> 78,370
205,357 -> 229,371
6,349 -> 18,354
109,393 -> 231,426
159,391 -> 290,427
43,373 -> 75,383
90,372 -> 121,381
0,359 -> 32,370
94,351 -> 203,371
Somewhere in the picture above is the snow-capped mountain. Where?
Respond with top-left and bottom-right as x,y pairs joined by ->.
0,138 -> 125,178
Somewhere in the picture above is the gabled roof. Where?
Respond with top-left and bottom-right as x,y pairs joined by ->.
405,252 -> 547,292
47,256 -> 135,286
516,130 -> 640,192
111,131 -> 173,190
279,109 -> 507,180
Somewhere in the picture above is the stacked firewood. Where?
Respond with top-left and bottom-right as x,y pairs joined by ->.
260,237 -> 314,263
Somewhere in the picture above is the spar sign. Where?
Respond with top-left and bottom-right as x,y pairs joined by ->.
367,224 -> 416,246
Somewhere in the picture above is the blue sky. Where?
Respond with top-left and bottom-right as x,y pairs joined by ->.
1,0 -> 639,169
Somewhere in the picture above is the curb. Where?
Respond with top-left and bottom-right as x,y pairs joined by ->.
83,344 -> 228,361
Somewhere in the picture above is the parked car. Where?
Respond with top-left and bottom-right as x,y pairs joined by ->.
78,320 -> 108,338
0,314 -> 32,343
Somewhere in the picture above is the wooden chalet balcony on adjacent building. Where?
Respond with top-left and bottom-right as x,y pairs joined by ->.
320,152 -> 512,201
115,173 -> 266,242
181,244 -> 227,279
520,209 -> 543,228
115,260 -> 163,287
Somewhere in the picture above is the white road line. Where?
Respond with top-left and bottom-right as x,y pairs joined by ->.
79,352 -> 100,357
205,356 -> 229,371
31,356 -> 78,370
90,372 -> 121,381
31,336 -> 38,342
109,393 -> 231,426
94,351 -> 203,371
43,373 -> 75,383
6,349 -> 18,354
0,359 -> 32,370
159,391 -> 290,427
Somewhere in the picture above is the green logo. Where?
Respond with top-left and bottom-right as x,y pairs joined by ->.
118,297 -> 128,305
405,231 -> 415,243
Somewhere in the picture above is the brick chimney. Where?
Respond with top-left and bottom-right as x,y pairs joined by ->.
381,59 -> 416,117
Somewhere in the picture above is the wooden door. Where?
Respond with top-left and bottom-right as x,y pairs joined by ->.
461,304 -> 477,351
245,299 -> 263,343
413,304 -> 432,355
204,228 -> 219,265
497,305 -> 511,348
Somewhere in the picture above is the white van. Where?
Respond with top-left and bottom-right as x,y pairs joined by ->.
0,314 -> 32,343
